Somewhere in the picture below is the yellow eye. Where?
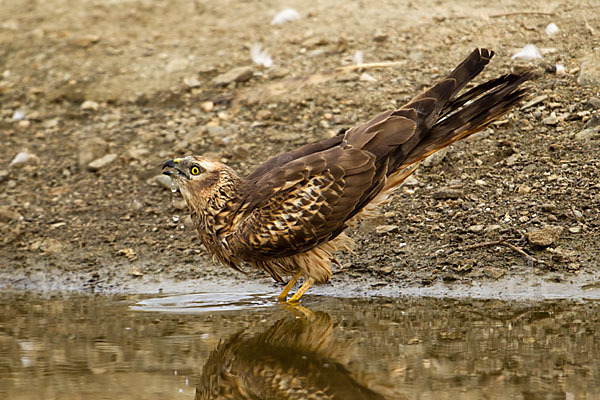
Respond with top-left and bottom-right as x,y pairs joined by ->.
190,166 -> 201,175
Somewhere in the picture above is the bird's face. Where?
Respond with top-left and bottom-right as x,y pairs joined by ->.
162,156 -> 224,206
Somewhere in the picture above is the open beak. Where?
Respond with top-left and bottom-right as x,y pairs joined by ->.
162,159 -> 189,179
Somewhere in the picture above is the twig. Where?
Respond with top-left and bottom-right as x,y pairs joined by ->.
456,240 -> 548,266
336,61 -> 406,72
584,18 -> 595,35
490,11 -> 556,18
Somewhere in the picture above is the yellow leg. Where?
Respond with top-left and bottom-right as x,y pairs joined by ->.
277,271 -> 302,301
287,278 -> 315,303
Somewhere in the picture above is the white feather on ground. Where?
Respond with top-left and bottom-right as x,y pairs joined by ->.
511,44 -> 542,61
271,8 -> 300,25
250,45 -> 273,68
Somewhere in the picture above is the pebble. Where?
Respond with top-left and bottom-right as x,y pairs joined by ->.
166,58 -> 189,73
200,101 -> 214,112
78,138 -> 108,169
484,267 -> 505,279
568,226 -> 582,234
422,148 -> 447,167
375,225 -> 399,234
154,174 -> 173,189
38,238 -> 63,254
80,100 -> 99,111
432,187 -> 462,200
578,54 -> 600,86
468,224 -> 485,233
359,72 -> 377,82
521,94 -> 548,110
487,224 -> 502,233
10,151 -> 39,167
542,112 -> 558,125
212,66 -> 254,86
87,153 -> 117,171
574,127 -> 597,140
128,265 -> 143,277
541,203 -> 557,212
0,169 -> 8,182
183,77 -> 201,88
527,225 -> 563,247
587,97 -> 600,109
184,215 -> 194,230
256,109 -> 272,120
12,110 -> 25,121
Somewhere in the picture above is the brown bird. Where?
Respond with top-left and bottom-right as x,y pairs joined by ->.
163,48 -> 532,302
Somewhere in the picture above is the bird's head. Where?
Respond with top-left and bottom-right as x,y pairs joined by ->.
162,156 -> 235,208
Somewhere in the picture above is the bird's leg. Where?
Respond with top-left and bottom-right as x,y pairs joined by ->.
277,271 -> 302,301
287,277 -> 315,303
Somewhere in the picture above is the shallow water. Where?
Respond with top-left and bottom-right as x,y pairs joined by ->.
1,292 -> 599,399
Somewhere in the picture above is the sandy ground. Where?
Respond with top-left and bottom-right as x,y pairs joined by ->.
1,0 -> 599,298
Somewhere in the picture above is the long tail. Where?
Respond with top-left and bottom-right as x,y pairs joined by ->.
355,48 -> 533,201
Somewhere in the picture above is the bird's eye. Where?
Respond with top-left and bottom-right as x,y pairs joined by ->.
190,166 -> 201,176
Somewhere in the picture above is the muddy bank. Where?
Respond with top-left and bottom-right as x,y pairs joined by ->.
0,0 -> 599,298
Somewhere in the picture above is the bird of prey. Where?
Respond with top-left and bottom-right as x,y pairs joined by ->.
163,48 -> 533,302
195,312 -> 387,400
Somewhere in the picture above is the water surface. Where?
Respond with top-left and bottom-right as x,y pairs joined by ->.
1,292 -> 599,399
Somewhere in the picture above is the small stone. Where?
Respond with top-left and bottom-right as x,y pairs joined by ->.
568,226 -> 582,234
484,267 -> 505,279
200,101 -> 214,112
422,148 -> 448,167
173,200 -> 187,210
166,58 -> 189,73
17,120 -> 30,129
212,66 -> 254,86
541,202 -> 557,212
542,112 -> 558,125
578,54 -> 600,87
376,225 -> 399,234
359,72 -> 377,82
527,225 -> 563,247
432,187 -> 462,200
10,151 -> 39,167
80,100 -> 99,111
486,224 -> 502,233
574,127 -> 598,140
403,175 -> 419,186
256,109 -> 272,120
0,170 -> 8,182
521,94 -> 548,110
183,77 -> 201,88
587,97 -> 600,109
128,265 -> 143,277
505,153 -> 519,166
379,265 -> 394,274
117,248 -> 138,261
71,34 -> 100,47
183,215 -> 194,230
87,153 -> 117,171
468,224 -> 485,233
40,238 -> 63,254
11,110 -> 25,121
373,31 -> 388,42
78,138 -> 108,169
517,184 -> 531,194
154,174 -> 173,189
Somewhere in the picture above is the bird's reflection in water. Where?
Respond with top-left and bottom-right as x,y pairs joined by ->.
195,307 -> 387,400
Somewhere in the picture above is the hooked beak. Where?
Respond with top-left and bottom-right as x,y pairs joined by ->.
162,158 -> 189,179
